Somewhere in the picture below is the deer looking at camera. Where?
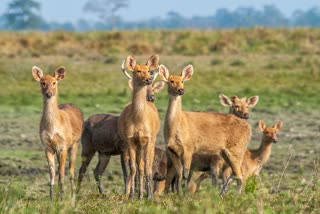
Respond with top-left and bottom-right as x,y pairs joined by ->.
158,64 -> 251,194
220,120 -> 283,193
77,80 -> 164,194
118,55 -> 161,199
186,94 -> 259,193
32,66 -> 83,201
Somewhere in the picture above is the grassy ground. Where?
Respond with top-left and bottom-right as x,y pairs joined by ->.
0,29 -> 320,213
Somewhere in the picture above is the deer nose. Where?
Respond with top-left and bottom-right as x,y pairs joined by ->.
145,78 -> 153,85
272,138 -> 278,143
177,89 -> 184,95
147,95 -> 156,102
45,92 -> 53,98
243,113 -> 249,119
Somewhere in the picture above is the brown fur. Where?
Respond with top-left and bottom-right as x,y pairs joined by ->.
77,82 -> 164,194
187,94 -> 260,193
221,120 -> 283,191
118,55 -> 161,199
32,66 -> 83,201
158,65 -> 251,194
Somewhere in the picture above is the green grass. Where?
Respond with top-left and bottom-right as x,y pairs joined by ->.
0,29 -> 320,213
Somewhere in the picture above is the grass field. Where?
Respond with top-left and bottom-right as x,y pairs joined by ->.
0,29 -> 319,213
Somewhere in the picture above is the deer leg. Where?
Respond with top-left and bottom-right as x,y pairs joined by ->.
68,143 -> 79,198
57,149 -> 67,201
210,165 -> 219,187
145,140 -> 155,199
45,147 -> 55,201
167,147 -> 183,194
77,150 -> 95,194
120,152 -> 130,194
221,150 -> 243,194
164,160 -> 176,194
94,153 -> 111,194
128,143 -> 137,199
136,145 -> 145,199
182,152 -> 192,192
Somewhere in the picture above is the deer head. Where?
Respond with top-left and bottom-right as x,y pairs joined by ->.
121,55 -> 159,86
219,94 -> 259,119
259,121 -> 283,143
128,80 -> 165,102
158,64 -> 193,96
32,66 -> 66,99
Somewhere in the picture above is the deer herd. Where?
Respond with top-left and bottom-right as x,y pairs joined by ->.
32,55 -> 283,201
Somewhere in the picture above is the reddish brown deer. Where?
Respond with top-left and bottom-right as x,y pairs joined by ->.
186,94 -> 259,192
158,64 -> 251,194
220,120 -> 283,193
77,81 -> 165,194
219,94 -> 259,119
118,55 -> 161,199
32,66 -> 83,200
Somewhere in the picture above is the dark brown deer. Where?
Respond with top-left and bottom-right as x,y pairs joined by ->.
77,81 -> 164,194
32,66 -> 83,200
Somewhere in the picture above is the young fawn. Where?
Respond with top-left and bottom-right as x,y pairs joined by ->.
32,66 -> 83,200
158,64 -> 251,194
77,81 -> 164,194
221,120 -> 283,193
118,55 -> 161,199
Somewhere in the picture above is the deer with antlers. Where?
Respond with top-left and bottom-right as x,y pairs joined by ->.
77,80 -> 164,194
118,55 -> 161,199
158,64 -> 252,194
32,66 -> 83,201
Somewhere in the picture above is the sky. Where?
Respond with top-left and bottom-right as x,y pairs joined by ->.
0,0 -> 319,23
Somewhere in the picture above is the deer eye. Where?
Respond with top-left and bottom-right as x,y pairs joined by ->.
170,80 -> 174,84
150,70 -> 154,75
136,70 -> 141,73
53,81 -> 56,85
42,82 -> 46,86
235,105 -> 240,108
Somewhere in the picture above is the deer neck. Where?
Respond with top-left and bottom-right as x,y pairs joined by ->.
131,84 -> 148,119
165,95 -> 182,133
254,138 -> 273,165
41,93 -> 61,129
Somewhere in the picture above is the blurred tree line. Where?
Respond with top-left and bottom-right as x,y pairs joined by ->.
0,0 -> 320,31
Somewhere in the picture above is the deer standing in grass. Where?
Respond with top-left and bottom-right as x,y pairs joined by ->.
220,120 -> 283,193
186,94 -> 260,192
32,66 -> 83,200
77,80 -> 165,194
118,55 -> 161,199
158,64 -> 252,194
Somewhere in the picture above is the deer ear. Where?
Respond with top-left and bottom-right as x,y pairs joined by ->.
126,55 -> 136,71
146,54 -> 160,71
258,120 -> 266,131
219,94 -> 232,107
128,79 -> 134,91
158,64 -> 169,82
273,121 -> 283,130
54,66 -> 66,81
152,81 -> 165,93
247,96 -> 259,108
32,66 -> 43,81
181,65 -> 193,81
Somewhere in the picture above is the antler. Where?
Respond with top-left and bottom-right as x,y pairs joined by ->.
121,60 -> 132,79
152,66 -> 159,81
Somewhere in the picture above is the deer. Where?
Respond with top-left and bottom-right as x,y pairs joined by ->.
77,80 -> 165,194
118,55 -> 161,199
32,66 -> 83,201
158,64 -> 252,194
220,120 -> 283,193
186,93 -> 259,192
